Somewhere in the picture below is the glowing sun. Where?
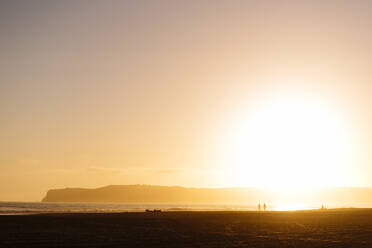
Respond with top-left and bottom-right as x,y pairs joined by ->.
228,94 -> 356,191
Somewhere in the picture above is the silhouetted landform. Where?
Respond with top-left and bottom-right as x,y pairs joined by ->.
42,185 -> 372,206
1,210 -> 372,247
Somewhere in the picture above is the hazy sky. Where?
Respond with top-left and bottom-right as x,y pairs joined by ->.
1,0 -> 371,201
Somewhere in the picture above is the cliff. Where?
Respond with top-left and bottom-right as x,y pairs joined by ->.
42,185 -> 261,203
42,185 -> 372,205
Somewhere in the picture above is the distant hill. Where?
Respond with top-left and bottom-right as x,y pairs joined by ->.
42,185 -> 372,206
42,185 -> 261,203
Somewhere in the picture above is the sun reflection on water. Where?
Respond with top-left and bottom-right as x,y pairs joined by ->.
273,203 -> 310,211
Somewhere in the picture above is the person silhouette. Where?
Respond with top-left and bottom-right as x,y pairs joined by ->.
263,203 -> 267,211
258,203 -> 261,211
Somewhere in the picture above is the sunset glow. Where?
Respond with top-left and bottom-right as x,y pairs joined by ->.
274,203 -> 309,211
0,1 -> 370,202
2,2 -> 372,248
228,91 -> 359,191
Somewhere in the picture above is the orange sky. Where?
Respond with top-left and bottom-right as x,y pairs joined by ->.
0,1 -> 371,201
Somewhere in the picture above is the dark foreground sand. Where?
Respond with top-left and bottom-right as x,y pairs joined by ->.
1,210 -> 372,248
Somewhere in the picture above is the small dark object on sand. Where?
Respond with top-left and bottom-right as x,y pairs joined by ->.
145,209 -> 162,213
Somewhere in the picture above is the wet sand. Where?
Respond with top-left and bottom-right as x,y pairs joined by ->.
1,209 -> 372,247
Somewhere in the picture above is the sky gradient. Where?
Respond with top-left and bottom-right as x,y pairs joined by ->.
1,0 -> 371,201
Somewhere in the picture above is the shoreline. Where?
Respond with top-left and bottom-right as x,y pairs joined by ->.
1,207 -> 372,215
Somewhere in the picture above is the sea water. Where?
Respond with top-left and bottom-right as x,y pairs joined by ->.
1,202 -> 369,214
0,202 -> 258,214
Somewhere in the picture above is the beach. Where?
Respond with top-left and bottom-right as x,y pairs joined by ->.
1,209 -> 371,247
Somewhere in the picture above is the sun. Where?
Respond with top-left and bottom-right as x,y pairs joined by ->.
227,94 -> 356,191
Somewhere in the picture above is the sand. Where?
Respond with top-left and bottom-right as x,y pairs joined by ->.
1,209 -> 372,247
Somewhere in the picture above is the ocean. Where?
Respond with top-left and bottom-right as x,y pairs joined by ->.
2,202 -> 369,214
0,202 -> 258,214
